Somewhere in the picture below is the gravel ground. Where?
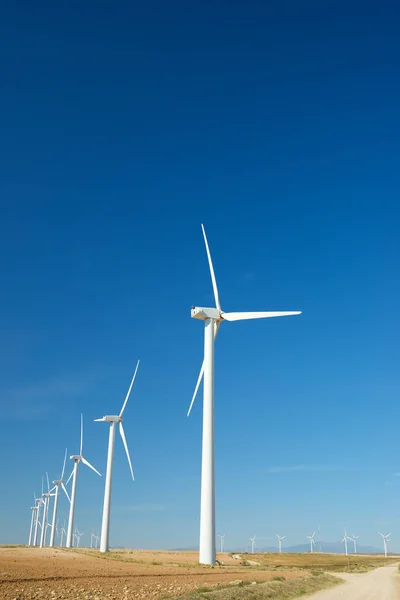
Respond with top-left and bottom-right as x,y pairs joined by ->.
307,564 -> 400,600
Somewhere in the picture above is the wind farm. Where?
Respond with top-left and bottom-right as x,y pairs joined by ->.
3,223 -> 398,600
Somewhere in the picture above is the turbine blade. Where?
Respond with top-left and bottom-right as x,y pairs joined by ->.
65,468 -> 74,486
119,422 -> 134,480
201,224 -> 221,311
120,360 -> 140,417
61,448 -> 67,480
61,483 -> 71,503
94,418 -> 106,422
187,322 -> 220,416
81,457 -> 101,477
222,311 -> 301,321
46,472 -> 50,492
187,360 -> 204,417
80,414 -> 83,456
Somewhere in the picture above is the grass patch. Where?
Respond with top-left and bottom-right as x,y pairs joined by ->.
168,574 -> 341,599
241,552 -> 397,573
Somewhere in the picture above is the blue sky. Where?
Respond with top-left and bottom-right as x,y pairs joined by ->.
1,0 -> 399,552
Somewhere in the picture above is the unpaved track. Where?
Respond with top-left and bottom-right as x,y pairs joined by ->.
308,563 -> 400,599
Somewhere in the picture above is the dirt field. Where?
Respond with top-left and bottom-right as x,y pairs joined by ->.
0,547 -> 396,600
0,547 -> 306,600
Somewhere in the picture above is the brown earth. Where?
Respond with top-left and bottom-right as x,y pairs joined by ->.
0,547 -> 305,600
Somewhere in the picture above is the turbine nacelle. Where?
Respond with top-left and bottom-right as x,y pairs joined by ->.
191,307 -> 221,320
94,415 -> 122,423
70,455 -> 81,462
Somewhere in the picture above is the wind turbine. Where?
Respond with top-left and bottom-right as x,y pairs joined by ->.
378,532 -> 391,558
95,361 -> 139,553
40,473 -> 54,548
49,449 -> 71,547
276,534 -> 286,553
60,521 -> 67,547
65,415 -> 101,548
342,529 -> 349,556
307,532 -> 315,553
33,484 -> 43,547
28,496 -> 37,546
250,535 -> 256,554
188,225 -> 301,565
76,528 -> 83,547
218,533 -> 226,553
351,534 -> 359,554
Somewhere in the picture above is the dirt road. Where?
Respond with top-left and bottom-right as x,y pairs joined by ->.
309,564 -> 400,599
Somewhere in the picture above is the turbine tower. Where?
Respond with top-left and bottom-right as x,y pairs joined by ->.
95,361 -> 139,553
351,534 -> 359,554
378,532 -> 391,558
66,415 -> 101,548
307,532 -> 315,553
218,533 -> 225,553
188,224 -> 301,565
250,535 -> 256,554
276,534 -> 286,553
49,449 -> 71,547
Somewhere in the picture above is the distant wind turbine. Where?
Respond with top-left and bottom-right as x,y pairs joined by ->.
378,532 -> 391,558
40,473 -> 54,548
95,360 -> 139,553
187,224 -> 301,565
351,534 -> 359,554
28,495 -> 37,546
49,449 -> 71,547
342,529 -> 350,556
75,528 -> 83,548
218,534 -> 226,553
33,482 -> 44,547
307,532 -> 315,553
65,415 -> 101,548
250,535 -> 256,554
276,534 -> 286,553
60,521 -> 67,547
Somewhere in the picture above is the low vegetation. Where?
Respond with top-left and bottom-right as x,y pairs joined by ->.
167,573 -> 341,599
241,552 -> 397,572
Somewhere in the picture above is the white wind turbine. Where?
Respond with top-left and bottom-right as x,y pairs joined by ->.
250,535 -> 256,554
351,534 -> 359,554
75,528 -> 83,547
60,521 -> 67,547
95,361 -> 139,553
28,495 -> 37,546
188,225 -> 301,564
66,415 -> 101,548
49,449 -> 71,547
40,473 -> 54,548
342,529 -> 349,556
378,532 -> 391,558
33,483 -> 44,547
276,534 -> 286,553
307,532 -> 315,553
218,533 -> 226,553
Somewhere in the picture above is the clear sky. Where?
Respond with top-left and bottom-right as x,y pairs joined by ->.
1,1 -> 399,552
